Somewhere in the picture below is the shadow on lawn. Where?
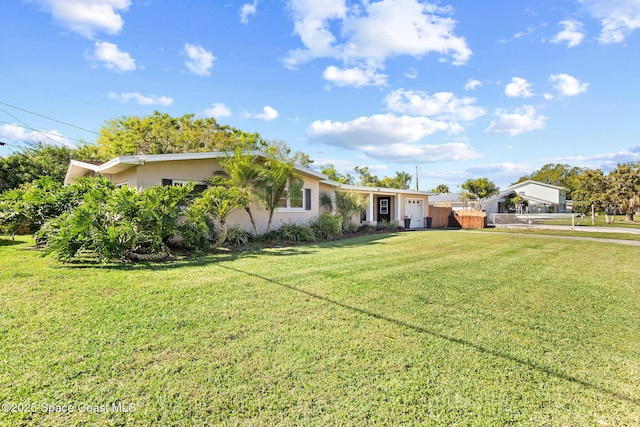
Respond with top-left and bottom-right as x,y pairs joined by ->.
217,263 -> 639,406
0,238 -> 24,247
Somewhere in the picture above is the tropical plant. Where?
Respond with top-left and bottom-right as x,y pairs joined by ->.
253,151 -> 302,233
310,213 -> 342,240
189,186 -> 249,249
274,222 -> 316,242
431,184 -> 450,194
224,225 -> 252,246
212,147 -> 262,235
320,190 -> 368,231
37,180 -> 194,262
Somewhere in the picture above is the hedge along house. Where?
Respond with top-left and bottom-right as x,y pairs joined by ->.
64,152 -> 431,233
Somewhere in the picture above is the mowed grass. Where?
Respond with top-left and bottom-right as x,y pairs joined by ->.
0,231 -> 639,426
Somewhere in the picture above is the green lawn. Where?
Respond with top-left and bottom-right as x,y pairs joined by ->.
1,232 -> 639,426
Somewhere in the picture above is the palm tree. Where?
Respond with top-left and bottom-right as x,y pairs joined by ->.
213,148 -> 261,235
320,189 -> 368,230
190,186 -> 249,248
254,154 -> 302,233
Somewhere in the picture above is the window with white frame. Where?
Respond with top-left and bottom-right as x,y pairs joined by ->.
162,179 -> 208,194
276,187 -> 312,211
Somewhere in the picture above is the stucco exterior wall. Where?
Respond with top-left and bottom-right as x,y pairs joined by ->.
517,183 -> 560,204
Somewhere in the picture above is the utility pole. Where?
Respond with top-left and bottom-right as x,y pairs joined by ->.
415,166 -> 420,191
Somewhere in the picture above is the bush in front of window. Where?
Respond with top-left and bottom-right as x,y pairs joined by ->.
310,213 -> 342,241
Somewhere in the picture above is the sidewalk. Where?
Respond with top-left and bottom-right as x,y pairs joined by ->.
495,224 -> 640,235
484,224 -> 640,246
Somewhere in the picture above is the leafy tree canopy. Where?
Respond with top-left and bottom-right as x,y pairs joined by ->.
514,163 -> 583,197
430,184 -> 450,194
461,177 -> 499,201
320,164 -> 354,185
353,166 -> 412,189
0,143 -> 76,192
91,111 -> 265,160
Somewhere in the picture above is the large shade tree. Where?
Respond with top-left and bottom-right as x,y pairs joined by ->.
0,144 -> 76,192
461,177 -> 499,209
88,111 -> 264,160
607,162 -> 640,221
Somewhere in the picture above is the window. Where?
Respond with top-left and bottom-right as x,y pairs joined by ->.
276,188 -> 312,211
162,179 -> 208,195
115,181 -> 128,188
380,199 -> 389,214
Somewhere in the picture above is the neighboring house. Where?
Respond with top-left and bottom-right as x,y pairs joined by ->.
429,193 -> 481,211
483,180 -> 569,215
65,151 -> 431,233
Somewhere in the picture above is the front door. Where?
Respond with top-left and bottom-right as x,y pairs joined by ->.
377,197 -> 391,222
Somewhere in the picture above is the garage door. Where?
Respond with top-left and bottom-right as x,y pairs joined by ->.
405,199 -> 424,228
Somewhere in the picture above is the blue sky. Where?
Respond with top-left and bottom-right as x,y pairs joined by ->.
1,0 -> 639,190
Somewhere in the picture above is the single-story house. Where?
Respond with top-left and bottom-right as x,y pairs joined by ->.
429,193 -> 481,211
484,180 -> 569,215
65,151 -> 432,233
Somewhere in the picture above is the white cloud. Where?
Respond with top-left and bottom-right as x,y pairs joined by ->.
184,43 -> 215,76
549,73 -> 589,96
505,77 -> 534,98
551,20 -> 585,48
0,123 -> 70,147
554,145 -> 640,169
465,79 -> 482,91
360,142 -> 480,163
308,113 -> 463,150
466,162 -> 532,177
108,92 -> 173,106
240,1 -> 258,24
582,0 -> 640,43
204,103 -> 232,118
385,89 -> 486,122
27,0 -> 131,38
246,106 -> 279,121
284,0 -> 471,76
323,65 -> 387,87
513,25 -> 535,39
87,41 -> 136,72
404,67 -> 418,79
484,106 -> 548,136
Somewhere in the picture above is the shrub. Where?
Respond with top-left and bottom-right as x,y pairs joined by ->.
310,213 -> 342,240
275,222 -> 316,242
224,225 -> 252,246
376,220 -> 400,231
357,224 -> 375,233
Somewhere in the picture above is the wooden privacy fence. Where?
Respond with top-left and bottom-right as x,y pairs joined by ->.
428,207 -> 452,228
448,209 -> 487,229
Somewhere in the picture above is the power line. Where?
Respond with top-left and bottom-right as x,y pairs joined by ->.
0,121 -> 87,144
0,100 -> 100,135
0,108 -> 65,147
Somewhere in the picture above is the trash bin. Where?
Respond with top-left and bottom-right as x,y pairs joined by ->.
425,217 -> 432,228
404,218 -> 411,229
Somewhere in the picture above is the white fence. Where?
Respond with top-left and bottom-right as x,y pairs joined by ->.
490,213 -> 585,230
